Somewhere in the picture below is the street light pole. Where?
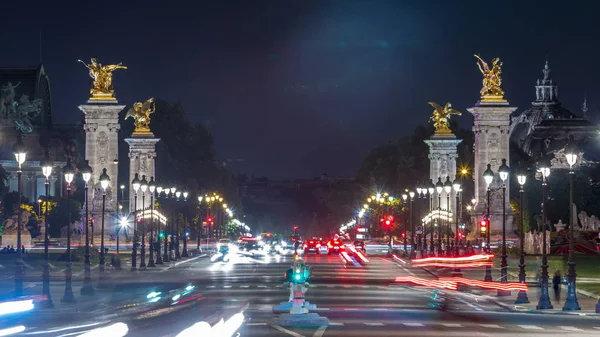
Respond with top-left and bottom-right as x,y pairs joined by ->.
436,178 -> 443,255
171,187 -> 178,261
61,160 -> 76,303
444,176 -> 452,255
98,168 -> 110,282
453,178 -> 462,256
155,185 -> 164,265
139,175 -> 148,270
563,139 -> 581,311
13,136 -> 26,297
131,174 -> 140,271
515,165 -> 529,304
163,187 -> 171,263
182,191 -> 189,258
41,150 -> 54,306
498,159 -> 511,296
483,164 -> 494,282
148,177 -> 156,267
428,186 -> 434,256
536,159 -> 553,309
409,191 -> 415,258
80,161 -> 94,296
197,196 -> 203,252
175,191 -> 182,259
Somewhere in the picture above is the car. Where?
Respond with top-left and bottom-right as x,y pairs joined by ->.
303,239 -> 321,254
327,239 -> 343,254
353,240 -> 366,253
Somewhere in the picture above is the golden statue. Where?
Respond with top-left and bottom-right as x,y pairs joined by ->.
474,54 -> 506,102
125,98 -> 155,134
78,58 -> 127,100
428,102 -> 461,135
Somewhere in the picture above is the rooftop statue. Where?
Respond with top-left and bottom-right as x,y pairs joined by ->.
78,58 -> 127,100
0,81 -> 42,133
125,97 -> 155,134
428,101 -> 461,136
474,54 -> 506,102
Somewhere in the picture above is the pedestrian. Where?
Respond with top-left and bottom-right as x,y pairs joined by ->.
552,270 -> 562,302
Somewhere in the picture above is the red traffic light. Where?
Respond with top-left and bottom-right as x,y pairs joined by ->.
293,225 -> 298,230
480,219 -> 488,232
385,220 -> 391,225
207,217 -> 214,223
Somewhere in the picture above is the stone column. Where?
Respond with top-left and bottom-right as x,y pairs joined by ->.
424,134 -> 462,212
125,134 -> 160,213
468,101 -> 517,234
79,100 -> 125,236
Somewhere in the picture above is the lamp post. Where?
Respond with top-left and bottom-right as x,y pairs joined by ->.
171,186 -> 178,261
536,159 -> 553,309
498,159 -> 511,296
182,191 -> 189,258
80,161 -> 94,296
444,176 -> 452,254
483,164 -> 494,282
163,187 -> 171,263
61,160 -> 76,303
409,191 -> 415,258
98,168 -> 110,282
416,188 -> 423,255
175,190 -> 182,259
401,193 -> 408,252
453,178 -> 462,256
131,173 -> 140,271
515,165 -> 530,304
155,185 -> 164,265
13,137 -> 26,297
428,186 -> 434,255
40,150 -> 53,306
148,177 -> 156,267
139,175 -> 148,270
435,178 -> 443,255
197,196 -> 203,252
118,217 -> 127,254
563,140 -> 581,311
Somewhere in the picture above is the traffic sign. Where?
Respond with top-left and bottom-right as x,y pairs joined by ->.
415,226 -> 423,234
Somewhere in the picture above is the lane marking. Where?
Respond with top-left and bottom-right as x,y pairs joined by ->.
441,323 -> 462,328
343,308 -> 359,311
223,285 -> 232,288
403,323 -> 424,327
479,324 -> 503,329
247,322 -> 267,326
240,285 -> 249,288
518,325 -> 543,330
329,322 -> 344,326
258,285 -> 267,288
559,326 -> 582,331
373,308 -> 389,311
365,323 -> 384,326
270,325 -> 306,337
313,326 -> 327,337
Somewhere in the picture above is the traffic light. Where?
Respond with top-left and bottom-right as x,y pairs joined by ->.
381,215 -> 394,227
207,216 -> 214,223
480,218 -> 488,235
158,232 -> 164,239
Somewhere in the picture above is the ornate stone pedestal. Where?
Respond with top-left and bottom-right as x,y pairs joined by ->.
79,100 -> 124,236
424,134 -> 462,211
468,101 -> 517,234
125,134 -> 160,212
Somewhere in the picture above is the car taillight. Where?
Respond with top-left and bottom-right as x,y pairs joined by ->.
316,244 -> 321,248
327,242 -> 332,248
303,244 -> 307,248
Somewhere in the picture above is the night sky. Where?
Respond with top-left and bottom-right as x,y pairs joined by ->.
1,1 -> 598,179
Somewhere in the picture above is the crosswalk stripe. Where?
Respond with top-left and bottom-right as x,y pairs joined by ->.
441,323 -> 462,328
240,285 -> 249,288
364,323 -> 384,326
479,324 -> 503,329
519,325 -> 543,330
403,323 -> 424,327
559,326 -> 582,331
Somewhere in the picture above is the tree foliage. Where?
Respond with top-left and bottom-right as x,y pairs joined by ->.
46,197 -> 81,238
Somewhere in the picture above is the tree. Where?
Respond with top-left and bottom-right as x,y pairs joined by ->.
46,197 -> 81,238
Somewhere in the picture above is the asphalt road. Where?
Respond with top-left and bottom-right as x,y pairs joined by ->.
1,252 -> 599,336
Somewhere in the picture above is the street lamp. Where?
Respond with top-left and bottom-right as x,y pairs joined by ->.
409,191 -> 415,258
435,178 -> 443,254
148,177 -> 156,267
171,186 -> 178,260
118,217 -> 127,254
163,187 -> 171,263
427,185 -> 434,255
515,164 -> 530,304
563,139 -> 581,311
98,168 -> 110,282
155,184 -> 164,265
453,177 -> 462,256
80,160 -> 94,296
139,175 -> 148,270
401,193 -> 408,252
182,191 -> 189,257
12,136 -> 26,297
175,190 -> 182,259
40,150 -> 54,306
61,159 -> 76,303
536,158 -> 553,310
197,196 -> 203,251
497,158 -> 511,296
444,176 -> 452,254
131,173 -> 140,271
483,163 -> 494,282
